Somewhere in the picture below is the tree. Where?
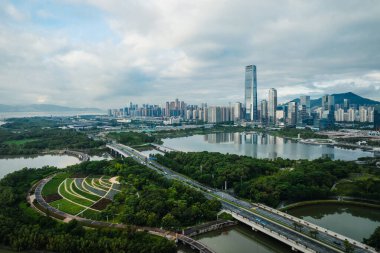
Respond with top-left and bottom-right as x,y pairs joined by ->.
161,213 -> 179,230
363,226 -> 380,250
344,240 -> 354,253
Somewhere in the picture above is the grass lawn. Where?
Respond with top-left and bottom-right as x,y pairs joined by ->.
92,179 -> 110,191
50,199 -> 85,215
99,177 -> 112,187
58,179 -> 94,207
42,173 -> 71,196
71,180 -> 101,202
334,181 -> 358,196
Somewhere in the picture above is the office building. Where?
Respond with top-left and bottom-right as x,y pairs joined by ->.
268,88 -> 277,125
322,95 -> 329,111
245,65 -> 258,121
343,99 -> 350,111
321,95 -> 335,112
374,105 -> 380,130
287,102 -> 297,126
260,99 -> 268,125
300,95 -> 311,115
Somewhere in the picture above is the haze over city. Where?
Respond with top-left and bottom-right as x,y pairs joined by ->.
1,1 -> 380,107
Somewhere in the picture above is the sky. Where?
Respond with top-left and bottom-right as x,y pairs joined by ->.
0,0 -> 379,108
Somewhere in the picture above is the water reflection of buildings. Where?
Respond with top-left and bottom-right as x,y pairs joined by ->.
204,132 -> 243,144
321,145 -> 335,160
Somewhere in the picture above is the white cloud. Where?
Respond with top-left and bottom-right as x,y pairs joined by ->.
0,0 -> 379,108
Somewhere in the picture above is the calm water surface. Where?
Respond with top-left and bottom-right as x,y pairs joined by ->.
288,204 -> 380,241
163,132 -> 373,160
178,224 -> 292,253
0,155 -> 80,178
178,204 -> 380,253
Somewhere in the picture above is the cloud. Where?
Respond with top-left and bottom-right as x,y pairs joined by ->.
0,0 -> 379,108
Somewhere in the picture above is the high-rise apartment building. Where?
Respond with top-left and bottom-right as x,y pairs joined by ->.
244,65 -> 258,121
268,88 -> 277,125
359,106 -> 368,122
335,108 -> 345,122
234,102 -> 242,121
348,108 -> 356,122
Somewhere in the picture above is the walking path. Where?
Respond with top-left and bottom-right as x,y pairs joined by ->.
29,175 -> 216,253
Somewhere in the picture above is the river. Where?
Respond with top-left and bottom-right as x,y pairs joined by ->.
287,203 -> 380,242
162,132 -> 373,160
179,203 -> 380,253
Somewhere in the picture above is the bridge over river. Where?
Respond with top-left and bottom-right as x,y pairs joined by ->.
107,143 -> 377,253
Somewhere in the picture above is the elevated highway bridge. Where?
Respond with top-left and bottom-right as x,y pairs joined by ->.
107,143 -> 376,253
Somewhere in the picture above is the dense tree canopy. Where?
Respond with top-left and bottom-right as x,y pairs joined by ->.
364,226 -> 380,250
0,166 -> 176,253
156,152 -> 364,206
0,128 -> 104,155
69,159 -> 222,230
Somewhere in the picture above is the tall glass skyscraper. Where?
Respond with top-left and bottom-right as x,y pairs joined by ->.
245,65 -> 257,121
268,88 -> 277,125
300,95 -> 311,115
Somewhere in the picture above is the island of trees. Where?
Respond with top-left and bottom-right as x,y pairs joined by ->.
0,118 -> 105,155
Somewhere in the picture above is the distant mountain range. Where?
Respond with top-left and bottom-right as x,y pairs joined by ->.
0,104 -> 102,113
291,92 -> 380,108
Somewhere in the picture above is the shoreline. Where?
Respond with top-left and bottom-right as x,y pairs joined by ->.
279,199 -> 380,212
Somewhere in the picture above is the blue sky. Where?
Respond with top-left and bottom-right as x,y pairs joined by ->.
0,0 -> 379,108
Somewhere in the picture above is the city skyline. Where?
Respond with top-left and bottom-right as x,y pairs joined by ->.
0,1 -> 380,108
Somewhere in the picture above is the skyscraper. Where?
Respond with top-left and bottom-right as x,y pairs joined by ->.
268,88 -> 277,125
322,95 -> 329,111
300,95 -> 311,115
374,105 -> 380,130
343,99 -> 350,111
234,102 -> 242,121
260,99 -> 268,125
245,65 -> 258,121
287,101 -> 297,126
328,95 -> 335,111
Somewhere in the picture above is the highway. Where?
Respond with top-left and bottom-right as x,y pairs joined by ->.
107,143 -> 376,253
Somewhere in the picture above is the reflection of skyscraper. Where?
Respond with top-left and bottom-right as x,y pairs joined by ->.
268,88 -> 277,125
245,65 -> 258,121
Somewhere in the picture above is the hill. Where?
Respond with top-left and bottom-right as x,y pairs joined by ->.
0,104 -> 102,113
291,92 -> 380,108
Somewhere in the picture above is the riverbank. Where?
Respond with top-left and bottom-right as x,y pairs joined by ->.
280,199 -> 380,212
282,201 -> 380,244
